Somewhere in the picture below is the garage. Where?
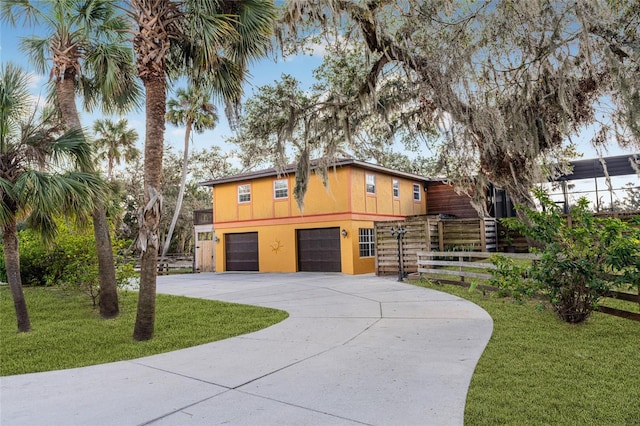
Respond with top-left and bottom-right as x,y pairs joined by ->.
225,232 -> 259,271
297,227 -> 342,272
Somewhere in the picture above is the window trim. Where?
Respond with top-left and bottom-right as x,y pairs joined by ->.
366,173 -> 376,194
413,183 -> 422,202
273,179 -> 288,199
392,179 -> 400,198
238,184 -> 251,203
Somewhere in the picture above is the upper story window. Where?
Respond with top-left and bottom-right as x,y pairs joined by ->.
238,184 -> 251,203
366,174 -> 376,194
413,183 -> 422,201
274,179 -> 288,199
393,179 -> 400,198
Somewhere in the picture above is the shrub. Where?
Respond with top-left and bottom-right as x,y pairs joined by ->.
12,229 -> 54,286
495,189 -> 640,323
0,220 -> 138,305
488,254 -> 533,301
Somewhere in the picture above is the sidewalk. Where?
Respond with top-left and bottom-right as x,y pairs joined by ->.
0,273 -> 493,426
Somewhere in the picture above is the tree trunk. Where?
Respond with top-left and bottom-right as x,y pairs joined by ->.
93,206 -> 119,318
3,221 -> 31,333
56,74 -> 119,318
160,122 -> 192,261
133,76 -> 166,341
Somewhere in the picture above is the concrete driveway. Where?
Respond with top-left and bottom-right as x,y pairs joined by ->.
0,273 -> 493,426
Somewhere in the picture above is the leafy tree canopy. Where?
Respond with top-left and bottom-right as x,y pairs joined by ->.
252,0 -> 640,213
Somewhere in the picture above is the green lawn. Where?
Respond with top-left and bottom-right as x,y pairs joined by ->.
0,286 -> 288,376
411,279 -> 640,426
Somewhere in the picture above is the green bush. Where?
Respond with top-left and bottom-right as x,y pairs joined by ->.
488,254 -> 533,301
495,189 -> 640,323
12,229 -> 53,286
0,219 -> 138,305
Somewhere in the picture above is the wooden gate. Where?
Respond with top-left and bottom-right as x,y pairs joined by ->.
197,240 -> 214,272
375,216 -> 497,276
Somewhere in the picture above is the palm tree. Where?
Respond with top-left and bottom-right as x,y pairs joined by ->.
0,63 -> 104,333
125,0 -> 276,341
93,118 -> 140,182
161,86 -> 218,261
2,0 -> 142,319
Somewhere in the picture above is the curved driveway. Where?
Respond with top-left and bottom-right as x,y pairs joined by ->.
1,273 -> 492,426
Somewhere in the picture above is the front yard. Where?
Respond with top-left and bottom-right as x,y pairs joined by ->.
412,279 -> 640,425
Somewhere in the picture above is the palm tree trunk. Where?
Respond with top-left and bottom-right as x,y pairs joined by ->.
3,220 -> 31,333
57,76 -> 119,318
133,76 -> 166,341
93,205 -> 119,316
160,123 -> 192,261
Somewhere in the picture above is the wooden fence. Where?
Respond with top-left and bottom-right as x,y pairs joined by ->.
597,289 -> 640,321
416,251 -> 640,322
375,216 -> 497,276
157,254 -> 193,275
134,254 -> 194,275
416,251 -> 538,286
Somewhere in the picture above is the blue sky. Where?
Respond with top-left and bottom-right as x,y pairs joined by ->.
0,13 -> 637,166
0,16 -> 323,157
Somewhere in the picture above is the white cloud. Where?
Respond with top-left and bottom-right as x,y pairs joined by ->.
26,72 -> 46,90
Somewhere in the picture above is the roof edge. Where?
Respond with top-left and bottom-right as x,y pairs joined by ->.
200,158 -> 438,187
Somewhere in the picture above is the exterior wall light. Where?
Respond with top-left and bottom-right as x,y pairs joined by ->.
214,235 -> 220,243
341,229 -> 348,238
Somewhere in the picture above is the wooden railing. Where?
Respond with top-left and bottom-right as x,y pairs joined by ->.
597,289 -> 640,321
157,254 -> 193,275
416,251 -> 639,321
416,251 -> 538,284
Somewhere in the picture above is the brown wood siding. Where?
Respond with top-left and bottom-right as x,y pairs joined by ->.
297,228 -> 341,272
225,232 -> 259,271
426,182 -> 479,218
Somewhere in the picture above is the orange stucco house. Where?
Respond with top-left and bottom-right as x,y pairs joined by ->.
200,159 -> 431,274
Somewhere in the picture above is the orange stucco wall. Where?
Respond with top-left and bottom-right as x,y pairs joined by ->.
211,164 -> 426,274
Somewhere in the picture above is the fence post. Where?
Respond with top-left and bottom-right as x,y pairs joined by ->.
480,219 -> 487,250
438,221 -> 444,251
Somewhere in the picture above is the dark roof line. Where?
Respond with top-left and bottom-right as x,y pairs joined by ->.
557,153 -> 640,181
200,158 -> 438,187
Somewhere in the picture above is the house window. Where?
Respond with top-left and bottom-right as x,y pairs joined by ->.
274,179 -> 288,199
366,174 -> 376,194
238,184 -> 251,203
197,232 -> 213,241
413,183 -> 421,201
359,228 -> 375,257
393,179 -> 400,198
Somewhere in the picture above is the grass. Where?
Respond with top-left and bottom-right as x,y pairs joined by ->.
411,278 -> 640,426
0,286 -> 288,376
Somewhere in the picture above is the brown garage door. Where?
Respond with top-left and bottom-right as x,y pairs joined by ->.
225,232 -> 258,271
297,227 -> 341,272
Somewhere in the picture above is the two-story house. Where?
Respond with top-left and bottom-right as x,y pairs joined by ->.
200,159 -> 431,274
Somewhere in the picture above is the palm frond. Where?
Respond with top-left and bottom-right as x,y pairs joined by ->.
19,36 -> 51,76
0,177 -> 18,227
0,62 -> 33,151
0,0 -> 42,27
228,0 -> 276,65
48,127 -> 94,171
83,42 -> 142,113
15,169 -> 104,242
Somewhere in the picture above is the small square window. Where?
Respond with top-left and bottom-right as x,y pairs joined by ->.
366,174 -> 376,194
238,184 -> 251,203
274,179 -> 288,199
413,184 -> 421,201
359,228 -> 375,257
197,232 -> 213,241
393,180 -> 400,198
